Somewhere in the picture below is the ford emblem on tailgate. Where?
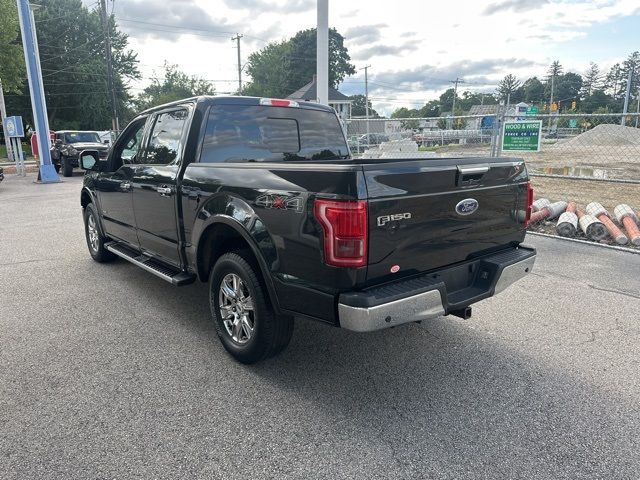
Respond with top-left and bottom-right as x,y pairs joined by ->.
455,198 -> 479,216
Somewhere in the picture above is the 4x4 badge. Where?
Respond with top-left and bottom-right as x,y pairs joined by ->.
256,194 -> 304,213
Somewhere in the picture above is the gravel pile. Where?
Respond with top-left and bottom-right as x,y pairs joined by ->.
559,124 -> 640,148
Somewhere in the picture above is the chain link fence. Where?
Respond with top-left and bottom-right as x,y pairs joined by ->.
346,113 -> 640,250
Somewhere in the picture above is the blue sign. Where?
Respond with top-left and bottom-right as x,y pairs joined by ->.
3,116 -> 25,138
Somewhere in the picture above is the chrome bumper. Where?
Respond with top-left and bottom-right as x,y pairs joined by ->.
338,249 -> 536,333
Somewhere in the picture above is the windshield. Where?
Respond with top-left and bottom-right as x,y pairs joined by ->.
200,105 -> 349,163
64,132 -> 101,144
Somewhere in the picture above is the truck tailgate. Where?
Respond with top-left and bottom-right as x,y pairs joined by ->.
363,157 -> 529,284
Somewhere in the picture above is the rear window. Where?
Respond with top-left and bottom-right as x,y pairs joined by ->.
200,105 -> 348,163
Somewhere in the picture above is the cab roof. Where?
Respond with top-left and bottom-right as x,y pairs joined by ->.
138,95 -> 336,116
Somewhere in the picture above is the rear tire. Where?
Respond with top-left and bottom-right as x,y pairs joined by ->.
61,156 -> 73,177
84,203 -> 115,263
209,252 -> 293,364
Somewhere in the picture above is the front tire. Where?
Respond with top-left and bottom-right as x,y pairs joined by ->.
84,203 -> 115,262
61,155 -> 73,177
209,252 -> 293,364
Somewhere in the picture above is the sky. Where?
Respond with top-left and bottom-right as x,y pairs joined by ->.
97,0 -> 640,116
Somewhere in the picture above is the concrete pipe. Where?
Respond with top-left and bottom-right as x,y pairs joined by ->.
586,202 -> 628,245
556,211 -> 578,237
546,201 -> 568,220
532,198 -> 551,213
614,204 -> 640,246
577,211 -> 608,241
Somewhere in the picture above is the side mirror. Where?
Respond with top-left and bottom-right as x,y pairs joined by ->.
79,150 -> 103,171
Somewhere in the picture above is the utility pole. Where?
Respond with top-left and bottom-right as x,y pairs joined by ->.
636,87 -> 640,128
232,34 -> 243,94
0,79 -> 14,161
450,77 -> 463,115
100,0 -> 119,132
316,0 -> 329,105
361,65 -> 371,139
621,66 -> 634,126
548,72 -> 556,134
450,77 -> 463,129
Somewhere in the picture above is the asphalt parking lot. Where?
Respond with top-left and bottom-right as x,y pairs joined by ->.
1,173 -> 639,479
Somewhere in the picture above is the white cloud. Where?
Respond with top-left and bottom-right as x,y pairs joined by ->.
92,0 -> 639,115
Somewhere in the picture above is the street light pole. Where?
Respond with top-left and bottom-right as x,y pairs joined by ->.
316,0 -> 329,105
100,0 -> 119,132
361,65 -> 371,139
15,0 -> 58,182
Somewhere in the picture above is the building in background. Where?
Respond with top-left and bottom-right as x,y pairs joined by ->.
287,76 -> 352,120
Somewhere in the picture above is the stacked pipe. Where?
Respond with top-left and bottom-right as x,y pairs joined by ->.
529,201 -> 568,224
576,210 -> 608,241
586,202 -> 628,245
532,198 -> 551,213
614,205 -> 640,246
556,202 -> 578,237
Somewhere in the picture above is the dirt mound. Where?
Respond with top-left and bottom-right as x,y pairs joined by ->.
561,123 -> 640,148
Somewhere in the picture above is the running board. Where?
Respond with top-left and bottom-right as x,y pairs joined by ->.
105,242 -> 196,286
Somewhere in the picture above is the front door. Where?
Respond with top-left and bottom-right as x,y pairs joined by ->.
130,108 -> 190,266
94,117 -> 148,247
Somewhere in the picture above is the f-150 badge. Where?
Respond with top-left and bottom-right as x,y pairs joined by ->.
256,194 -> 304,213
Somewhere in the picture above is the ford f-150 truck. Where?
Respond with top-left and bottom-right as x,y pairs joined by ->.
79,96 -> 536,364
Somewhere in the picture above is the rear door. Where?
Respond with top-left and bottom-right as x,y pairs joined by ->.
130,107 -> 190,266
364,158 -> 529,283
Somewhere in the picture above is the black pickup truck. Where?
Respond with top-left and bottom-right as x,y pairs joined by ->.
79,96 -> 536,364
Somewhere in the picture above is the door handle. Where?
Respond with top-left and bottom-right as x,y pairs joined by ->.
120,182 -> 132,191
157,186 -> 174,196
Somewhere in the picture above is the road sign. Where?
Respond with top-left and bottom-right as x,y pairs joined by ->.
502,120 -> 542,152
569,119 -> 578,128
526,106 -> 539,115
3,116 -> 24,138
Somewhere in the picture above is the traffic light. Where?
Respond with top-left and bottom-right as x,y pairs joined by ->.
571,100 -> 577,110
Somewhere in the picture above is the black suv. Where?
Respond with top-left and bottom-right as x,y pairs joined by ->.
51,131 -> 109,177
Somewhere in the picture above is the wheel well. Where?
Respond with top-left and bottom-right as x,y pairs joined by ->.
81,191 -> 92,209
197,223 -> 257,283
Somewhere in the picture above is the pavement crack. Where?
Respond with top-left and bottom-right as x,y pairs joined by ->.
587,284 -> 640,300
0,259 -> 53,267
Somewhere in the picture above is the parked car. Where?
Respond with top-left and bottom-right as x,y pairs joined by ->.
51,130 -> 110,177
78,96 -> 536,364
0,166 -> 4,183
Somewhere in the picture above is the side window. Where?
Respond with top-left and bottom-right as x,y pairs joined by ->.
145,109 -> 189,165
110,117 -> 147,170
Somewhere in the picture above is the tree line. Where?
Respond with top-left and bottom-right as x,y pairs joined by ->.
392,54 -> 640,120
1,0 -> 638,131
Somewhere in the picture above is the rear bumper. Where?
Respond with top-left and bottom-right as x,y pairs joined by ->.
338,245 -> 536,332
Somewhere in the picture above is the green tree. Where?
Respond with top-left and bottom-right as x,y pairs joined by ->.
419,99 -> 443,117
496,74 -> 521,104
350,94 -> 379,117
136,63 -> 215,110
439,88 -> 456,113
603,63 -> 622,99
555,72 -> 583,106
620,51 -> 640,98
0,0 -> 25,93
457,91 -> 497,111
523,77 -> 544,104
581,62 -> 601,97
581,90 -> 611,113
5,0 -> 139,130
244,28 -> 356,98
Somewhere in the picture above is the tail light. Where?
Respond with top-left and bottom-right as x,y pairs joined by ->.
314,199 -> 368,268
525,182 -> 534,228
